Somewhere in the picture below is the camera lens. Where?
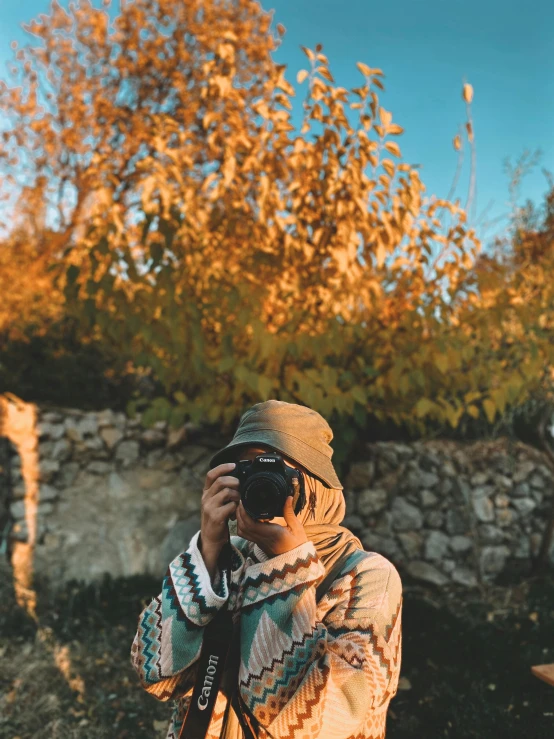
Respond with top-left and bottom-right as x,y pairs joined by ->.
253,486 -> 271,508
243,473 -> 286,519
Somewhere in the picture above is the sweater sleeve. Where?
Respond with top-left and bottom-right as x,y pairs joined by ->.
130,530 -> 246,701
237,542 -> 403,739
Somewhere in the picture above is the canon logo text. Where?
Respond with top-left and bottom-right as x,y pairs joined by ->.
197,655 -> 219,710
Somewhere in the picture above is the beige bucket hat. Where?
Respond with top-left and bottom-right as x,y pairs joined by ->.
208,399 -> 343,490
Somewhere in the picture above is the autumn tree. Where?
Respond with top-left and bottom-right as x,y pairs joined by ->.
30,2 -> 554,473
0,0 -> 483,455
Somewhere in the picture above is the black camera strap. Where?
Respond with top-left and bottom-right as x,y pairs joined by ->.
179,539 -> 234,739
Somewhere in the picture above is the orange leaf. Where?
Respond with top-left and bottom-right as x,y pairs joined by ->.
379,108 -> 392,128
376,241 -> 386,268
385,141 -> 401,158
357,62 -> 383,77
319,67 -> 335,83
462,83 -> 474,103
382,159 -> 395,177
388,124 -> 404,135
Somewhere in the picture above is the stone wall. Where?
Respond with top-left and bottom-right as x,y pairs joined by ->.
1,398 -> 553,590
342,439 -> 552,587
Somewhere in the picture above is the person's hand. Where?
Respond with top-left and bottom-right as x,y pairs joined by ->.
200,462 -> 240,558
236,495 -> 308,558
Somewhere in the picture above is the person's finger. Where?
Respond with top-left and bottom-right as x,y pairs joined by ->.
202,480 -> 237,513
239,502 -> 269,532
236,503 -> 249,538
237,502 -> 282,536
213,500 -> 238,524
203,464 -> 237,495
236,501 -> 250,528
210,475 -> 239,496
236,501 -> 260,536
212,488 -> 240,508
282,495 -> 297,529
201,489 -> 238,520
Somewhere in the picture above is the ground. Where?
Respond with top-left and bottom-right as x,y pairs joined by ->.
0,559 -> 552,739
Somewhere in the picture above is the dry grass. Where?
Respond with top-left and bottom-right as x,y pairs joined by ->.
0,559 -> 169,738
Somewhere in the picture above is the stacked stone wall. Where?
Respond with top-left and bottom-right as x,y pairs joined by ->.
1,399 -> 552,588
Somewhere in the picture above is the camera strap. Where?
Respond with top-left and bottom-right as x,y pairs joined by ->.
178,540 -> 234,739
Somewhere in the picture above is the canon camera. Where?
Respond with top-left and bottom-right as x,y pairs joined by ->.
232,452 -> 306,521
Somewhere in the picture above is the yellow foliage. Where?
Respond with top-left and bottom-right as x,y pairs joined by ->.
0,218 -> 65,339
7,0 -> 541,442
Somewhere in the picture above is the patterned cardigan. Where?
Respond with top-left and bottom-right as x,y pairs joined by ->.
130,530 -> 403,739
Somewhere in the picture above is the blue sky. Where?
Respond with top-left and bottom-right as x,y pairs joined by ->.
0,0 -> 552,247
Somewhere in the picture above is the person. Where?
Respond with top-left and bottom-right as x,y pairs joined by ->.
131,400 -> 403,738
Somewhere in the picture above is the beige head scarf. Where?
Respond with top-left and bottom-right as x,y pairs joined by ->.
295,467 -> 364,572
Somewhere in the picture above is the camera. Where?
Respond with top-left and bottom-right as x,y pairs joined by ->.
232,452 -> 306,521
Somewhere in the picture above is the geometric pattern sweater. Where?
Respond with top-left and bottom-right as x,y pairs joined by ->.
130,530 -> 403,739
